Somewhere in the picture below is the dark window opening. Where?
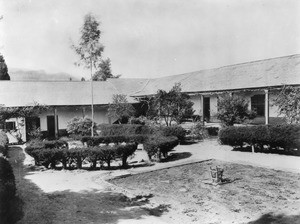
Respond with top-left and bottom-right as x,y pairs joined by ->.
251,94 -> 265,116
5,121 -> 16,131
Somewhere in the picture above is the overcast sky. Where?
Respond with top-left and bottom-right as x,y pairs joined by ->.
0,0 -> 299,79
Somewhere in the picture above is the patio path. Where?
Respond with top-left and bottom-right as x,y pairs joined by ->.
125,139 -> 300,176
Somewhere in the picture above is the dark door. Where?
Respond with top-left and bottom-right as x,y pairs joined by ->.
203,97 -> 210,122
47,116 -> 58,138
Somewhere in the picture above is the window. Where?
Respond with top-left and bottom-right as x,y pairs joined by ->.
5,121 -> 16,131
251,94 -> 265,116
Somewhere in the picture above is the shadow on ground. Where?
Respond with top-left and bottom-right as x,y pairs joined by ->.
232,146 -> 300,156
8,146 -> 169,224
248,212 -> 300,224
161,152 -> 192,162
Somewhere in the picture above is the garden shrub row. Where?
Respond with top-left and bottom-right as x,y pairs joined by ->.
25,143 -> 137,169
0,132 -> 17,223
219,124 -> 300,152
80,134 -> 148,146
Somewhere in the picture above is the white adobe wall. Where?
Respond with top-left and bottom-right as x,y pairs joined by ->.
189,90 -> 283,121
39,106 -> 110,131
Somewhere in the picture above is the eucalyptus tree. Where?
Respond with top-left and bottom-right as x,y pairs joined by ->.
72,13 -> 104,136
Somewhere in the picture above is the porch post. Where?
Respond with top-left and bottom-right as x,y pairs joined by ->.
54,107 -> 58,139
200,95 -> 205,125
264,89 -> 269,125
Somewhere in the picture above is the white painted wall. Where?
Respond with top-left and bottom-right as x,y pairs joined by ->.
39,106 -> 110,131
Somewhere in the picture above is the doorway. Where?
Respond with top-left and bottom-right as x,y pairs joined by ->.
203,97 -> 210,122
47,115 -> 58,138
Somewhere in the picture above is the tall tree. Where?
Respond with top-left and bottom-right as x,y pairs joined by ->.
92,58 -> 120,81
72,13 -> 104,136
0,54 -> 10,80
147,83 -> 194,126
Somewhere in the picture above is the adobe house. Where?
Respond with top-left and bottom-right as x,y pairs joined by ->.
0,79 -> 147,141
0,54 -> 299,142
131,54 -> 300,125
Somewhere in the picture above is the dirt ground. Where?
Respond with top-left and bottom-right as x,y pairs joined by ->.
9,147 -> 168,224
111,160 -> 300,224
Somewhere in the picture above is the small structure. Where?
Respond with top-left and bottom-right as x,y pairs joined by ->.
210,166 -> 224,184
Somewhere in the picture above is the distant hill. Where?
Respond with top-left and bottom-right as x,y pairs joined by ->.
8,68 -> 79,81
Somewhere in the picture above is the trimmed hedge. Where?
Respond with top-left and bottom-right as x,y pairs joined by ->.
219,124 -> 300,152
144,135 -> 179,160
0,132 -> 17,224
98,124 -> 153,136
80,135 -> 147,146
25,143 -> 138,169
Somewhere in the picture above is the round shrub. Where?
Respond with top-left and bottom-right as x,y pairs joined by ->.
144,134 -> 178,161
67,116 -> 97,136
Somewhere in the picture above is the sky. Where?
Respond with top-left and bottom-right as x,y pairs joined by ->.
0,0 -> 299,80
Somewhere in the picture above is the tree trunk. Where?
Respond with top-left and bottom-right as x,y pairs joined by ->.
122,156 -> 127,168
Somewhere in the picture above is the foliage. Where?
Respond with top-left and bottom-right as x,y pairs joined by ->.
187,123 -> 209,141
0,103 -> 48,142
217,94 -> 256,126
146,83 -> 194,126
0,103 -> 48,122
158,125 -> 186,143
25,143 -> 137,169
128,116 -> 146,125
72,13 -> 104,72
92,58 -> 120,81
144,134 -> 178,160
67,116 -> 97,136
0,131 -> 9,156
273,86 -> 300,124
0,54 -> 10,80
0,132 -> 16,224
98,124 -> 153,136
107,94 -> 136,124
206,127 -> 219,136
81,135 -> 147,146
0,157 -> 16,223
219,124 -> 300,153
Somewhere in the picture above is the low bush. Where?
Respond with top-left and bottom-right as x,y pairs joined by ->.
219,124 -> 300,153
144,134 -> 178,160
187,123 -> 209,141
67,116 -> 97,136
159,125 -> 186,143
206,127 -> 219,136
98,124 -> 153,136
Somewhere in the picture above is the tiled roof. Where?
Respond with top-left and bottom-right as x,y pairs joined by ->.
0,55 -> 299,107
0,79 -> 148,107
132,54 -> 300,96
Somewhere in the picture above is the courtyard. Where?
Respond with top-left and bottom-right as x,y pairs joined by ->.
9,139 -> 300,224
